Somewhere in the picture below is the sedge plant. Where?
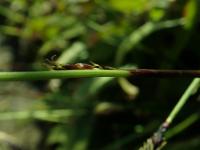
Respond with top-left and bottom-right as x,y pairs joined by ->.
0,67 -> 199,150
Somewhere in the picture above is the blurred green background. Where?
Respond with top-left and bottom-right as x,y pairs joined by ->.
0,0 -> 200,150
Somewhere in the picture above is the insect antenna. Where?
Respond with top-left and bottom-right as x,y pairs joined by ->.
89,61 -> 103,69
43,55 -> 61,70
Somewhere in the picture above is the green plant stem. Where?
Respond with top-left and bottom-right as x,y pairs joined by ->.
165,78 -> 200,125
0,70 -> 130,81
138,78 -> 199,150
0,69 -> 199,81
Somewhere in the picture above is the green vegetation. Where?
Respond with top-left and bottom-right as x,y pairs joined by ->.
0,0 -> 199,150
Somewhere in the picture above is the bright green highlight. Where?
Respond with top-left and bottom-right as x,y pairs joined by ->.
0,109 -> 84,122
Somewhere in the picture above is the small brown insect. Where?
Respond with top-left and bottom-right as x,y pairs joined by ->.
61,63 -> 101,70
45,56 -> 102,70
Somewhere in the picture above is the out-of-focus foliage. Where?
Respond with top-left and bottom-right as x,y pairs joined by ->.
0,0 -> 200,150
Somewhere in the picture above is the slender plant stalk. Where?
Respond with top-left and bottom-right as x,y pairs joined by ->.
165,78 -> 200,125
138,78 -> 200,150
130,69 -> 200,77
0,69 -> 199,81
